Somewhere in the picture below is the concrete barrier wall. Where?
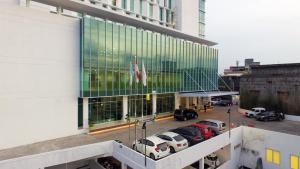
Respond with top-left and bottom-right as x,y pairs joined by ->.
285,115 -> 300,122
112,142 -> 156,169
154,131 -> 231,169
0,141 -> 113,169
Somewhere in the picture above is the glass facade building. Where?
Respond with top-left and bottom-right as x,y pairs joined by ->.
81,16 -> 218,124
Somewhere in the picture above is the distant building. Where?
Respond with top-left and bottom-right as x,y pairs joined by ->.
245,58 -> 260,69
220,59 -> 260,91
240,63 -> 300,117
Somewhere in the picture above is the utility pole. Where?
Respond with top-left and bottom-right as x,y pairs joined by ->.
142,117 -> 156,167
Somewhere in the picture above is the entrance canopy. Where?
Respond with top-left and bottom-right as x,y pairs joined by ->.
179,91 -> 239,97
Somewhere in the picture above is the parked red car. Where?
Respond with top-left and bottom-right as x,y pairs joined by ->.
190,124 -> 213,140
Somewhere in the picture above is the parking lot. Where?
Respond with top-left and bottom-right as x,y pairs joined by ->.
1,105 -> 300,161
91,105 -> 300,147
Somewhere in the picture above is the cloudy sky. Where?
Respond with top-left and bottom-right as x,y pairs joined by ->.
205,0 -> 300,74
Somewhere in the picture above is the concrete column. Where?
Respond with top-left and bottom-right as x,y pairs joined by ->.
192,97 -> 197,106
152,93 -> 157,116
121,162 -> 127,169
83,98 -> 89,131
56,6 -> 62,15
122,96 -> 128,121
199,158 -> 204,169
126,0 -> 130,11
26,0 -> 30,7
185,97 -> 189,108
174,93 -> 180,109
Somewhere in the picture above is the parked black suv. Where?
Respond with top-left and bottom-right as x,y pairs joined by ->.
170,127 -> 204,146
255,111 -> 285,121
174,108 -> 198,121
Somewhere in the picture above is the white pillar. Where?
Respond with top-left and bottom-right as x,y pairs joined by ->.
199,158 -> 204,169
26,0 -> 30,7
152,93 -> 157,116
83,98 -> 89,132
56,6 -> 62,15
121,162 -> 127,169
122,96 -> 128,121
174,93 -> 180,109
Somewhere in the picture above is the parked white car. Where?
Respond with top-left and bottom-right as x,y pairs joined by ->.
204,153 -> 220,168
245,107 -> 266,118
132,136 -> 170,160
156,132 -> 188,153
197,119 -> 226,134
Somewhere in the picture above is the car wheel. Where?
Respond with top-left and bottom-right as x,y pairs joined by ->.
184,117 -> 187,121
132,144 -> 135,150
150,153 -> 155,160
212,131 -> 217,137
170,146 -> 176,153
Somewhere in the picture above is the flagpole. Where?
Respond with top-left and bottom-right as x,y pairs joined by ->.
134,56 -> 138,151
142,60 -> 144,121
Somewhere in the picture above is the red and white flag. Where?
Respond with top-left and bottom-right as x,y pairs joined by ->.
134,56 -> 140,83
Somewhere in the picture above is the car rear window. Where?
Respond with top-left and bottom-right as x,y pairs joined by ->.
173,135 -> 184,141
157,143 -> 168,151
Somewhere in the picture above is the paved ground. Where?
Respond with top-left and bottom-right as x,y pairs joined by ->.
1,105 -> 300,161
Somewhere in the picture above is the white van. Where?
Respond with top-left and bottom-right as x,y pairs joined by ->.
197,119 -> 226,133
245,107 -> 266,118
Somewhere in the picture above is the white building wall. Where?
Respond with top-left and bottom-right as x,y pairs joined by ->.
174,0 -> 199,37
240,127 -> 300,169
0,2 -> 81,149
223,127 -> 300,169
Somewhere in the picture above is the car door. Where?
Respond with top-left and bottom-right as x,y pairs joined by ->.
185,110 -> 191,119
137,139 -> 146,153
146,140 -> 154,155
269,112 -> 276,120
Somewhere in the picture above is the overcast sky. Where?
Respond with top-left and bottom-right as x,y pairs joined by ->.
205,0 -> 300,74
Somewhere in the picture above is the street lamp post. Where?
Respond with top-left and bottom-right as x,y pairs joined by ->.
126,113 -> 131,144
134,119 -> 139,151
142,117 -> 156,167
227,108 -> 231,138
142,122 -> 147,166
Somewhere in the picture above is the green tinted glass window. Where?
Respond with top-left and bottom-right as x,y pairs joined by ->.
81,16 -> 218,97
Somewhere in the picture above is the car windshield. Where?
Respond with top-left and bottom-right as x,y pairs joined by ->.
173,135 -> 184,141
222,123 -> 226,127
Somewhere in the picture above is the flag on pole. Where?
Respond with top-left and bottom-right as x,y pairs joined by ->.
134,56 -> 140,83
142,60 -> 147,86
129,61 -> 134,86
